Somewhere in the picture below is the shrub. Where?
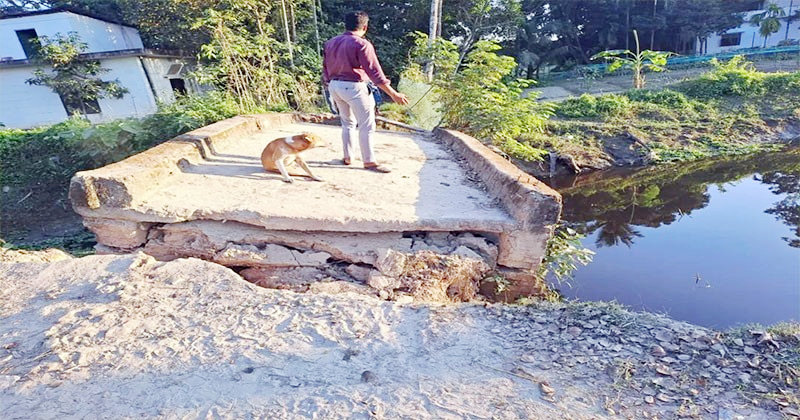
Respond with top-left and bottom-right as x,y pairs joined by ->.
407,34 -> 553,161
557,94 -> 599,118
556,93 -> 631,119
625,89 -> 690,109
676,56 -> 769,99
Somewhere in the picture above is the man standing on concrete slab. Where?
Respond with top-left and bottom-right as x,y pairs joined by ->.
322,10 -> 409,173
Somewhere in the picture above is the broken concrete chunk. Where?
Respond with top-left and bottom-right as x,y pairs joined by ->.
424,232 -> 454,248
291,250 -> 331,266
214,243 -> 330,267
451,245 -> 485,263
83,218 -> 152,249
367,270 -> 401,291
454,233 -> 499,262
345,264 -> 372,283
374,248 -> 408,277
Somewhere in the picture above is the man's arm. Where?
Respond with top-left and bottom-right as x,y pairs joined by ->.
377,83 -> 409,105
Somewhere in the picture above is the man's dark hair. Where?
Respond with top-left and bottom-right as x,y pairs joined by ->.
345,11 -> 369,31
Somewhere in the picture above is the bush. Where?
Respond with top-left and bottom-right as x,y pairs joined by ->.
625,89 -> 691,109
140,91 -> 252,146
556,93 -> 631,119
676,56 -> 769,99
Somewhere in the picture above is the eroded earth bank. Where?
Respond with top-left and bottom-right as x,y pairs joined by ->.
1,249 -> 798,419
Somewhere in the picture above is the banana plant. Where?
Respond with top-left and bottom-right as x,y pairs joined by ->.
590,30 -> 675,89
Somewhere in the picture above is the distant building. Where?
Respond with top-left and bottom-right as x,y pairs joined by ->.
700,0 -> 800,55
0,9 -> 198,129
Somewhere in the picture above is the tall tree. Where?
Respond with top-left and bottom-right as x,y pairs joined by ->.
750,2 -> 786,47
25,32 -> 128,115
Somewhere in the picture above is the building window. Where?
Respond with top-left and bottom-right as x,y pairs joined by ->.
59,94 -> 101,115
170,78 -> 187,96
16,29 -> 39,59
720,32 -> 742,47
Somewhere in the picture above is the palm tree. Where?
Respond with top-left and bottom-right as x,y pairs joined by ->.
750,2 -> 786,48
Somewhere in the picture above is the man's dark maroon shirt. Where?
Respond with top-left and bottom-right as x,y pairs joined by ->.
322,32 -> 390,86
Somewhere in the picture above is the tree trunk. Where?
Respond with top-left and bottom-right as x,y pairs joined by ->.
311,0 -> 321,55
280,0 -> 294,68
425,0 -> 442,82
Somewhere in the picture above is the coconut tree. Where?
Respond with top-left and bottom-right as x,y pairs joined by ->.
750,2 -> 786,48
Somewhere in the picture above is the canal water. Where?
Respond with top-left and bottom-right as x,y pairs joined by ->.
547,149 -> 800,330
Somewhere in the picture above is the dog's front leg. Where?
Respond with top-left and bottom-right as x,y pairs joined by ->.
276,157 -> 294,183
296,156 -> 324,182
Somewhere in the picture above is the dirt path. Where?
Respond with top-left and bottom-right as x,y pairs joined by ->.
1,250 -> 798,419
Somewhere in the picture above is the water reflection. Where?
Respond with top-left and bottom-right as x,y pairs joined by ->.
547,148 -> 800,328
551,148 -> 800,249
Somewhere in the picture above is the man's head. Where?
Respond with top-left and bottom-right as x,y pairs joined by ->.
345,11 -> 369,32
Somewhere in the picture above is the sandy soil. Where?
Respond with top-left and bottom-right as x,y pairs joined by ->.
2,249 -> 797,419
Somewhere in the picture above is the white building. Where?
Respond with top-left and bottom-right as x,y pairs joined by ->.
701,0 -> 800,55
0,9 -> 196,129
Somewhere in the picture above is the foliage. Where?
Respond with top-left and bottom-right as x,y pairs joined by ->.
191,4 -> 313,113
407,33 -> 554,161
140,90 -> 261,144
750,2 -> 786,48
538,223 -> 595,285
25,32 -> 128,115
556,94 -> 632,120
591,30 -> 675,89
676,56 -> 774,99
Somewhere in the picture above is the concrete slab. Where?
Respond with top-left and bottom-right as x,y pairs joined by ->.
70,113 -> 562,297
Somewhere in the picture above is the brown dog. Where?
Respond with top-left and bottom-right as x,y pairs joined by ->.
260,133 -> 326,183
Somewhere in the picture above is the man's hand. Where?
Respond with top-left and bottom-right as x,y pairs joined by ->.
378,83 -> 410,106
391,92 -> 409,105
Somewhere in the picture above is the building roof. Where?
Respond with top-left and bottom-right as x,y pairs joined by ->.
0,7 -> 131,27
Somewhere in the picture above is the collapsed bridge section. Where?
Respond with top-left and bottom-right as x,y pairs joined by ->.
69,113 -> 562,299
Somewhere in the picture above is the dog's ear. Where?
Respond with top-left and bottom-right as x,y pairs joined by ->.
291,135 -> 313,151
302,133 -> 324,147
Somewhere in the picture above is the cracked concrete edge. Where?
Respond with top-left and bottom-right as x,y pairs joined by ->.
434,128 -> 563,231
69,113 -> 305,213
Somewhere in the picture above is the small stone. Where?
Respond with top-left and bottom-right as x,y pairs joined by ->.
289,378 -> 301,387
644,395 -> 655,404
661,342 -> 680,352
395,295 -> 414,304
361,371 -> 377,383
656,393 -> 671,402
367,270 -> 401,291
650,346 -> 667,357
660,357 -> 678,364
738,373 -> 751,384
654,330 -> 674,342
711,342 -> 726,355
520,354 -> 536,363
656,365 -> 672,376
642,386 -> 657,396
732,338 -> 744,347
379,290 -> 389,300
539,382 -> 556,395
677,354 -> 692,361
567,326 -> 582,337
744,346 -> 758,355
689,388 -> 700,396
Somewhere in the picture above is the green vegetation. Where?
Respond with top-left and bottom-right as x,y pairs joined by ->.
26,32 -> 128,115
590,30 -> 675,89
406,33 -> 554,161
539,57 -> 799,167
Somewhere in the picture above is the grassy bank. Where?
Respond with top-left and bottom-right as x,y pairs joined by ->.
516,57 -> 800,176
